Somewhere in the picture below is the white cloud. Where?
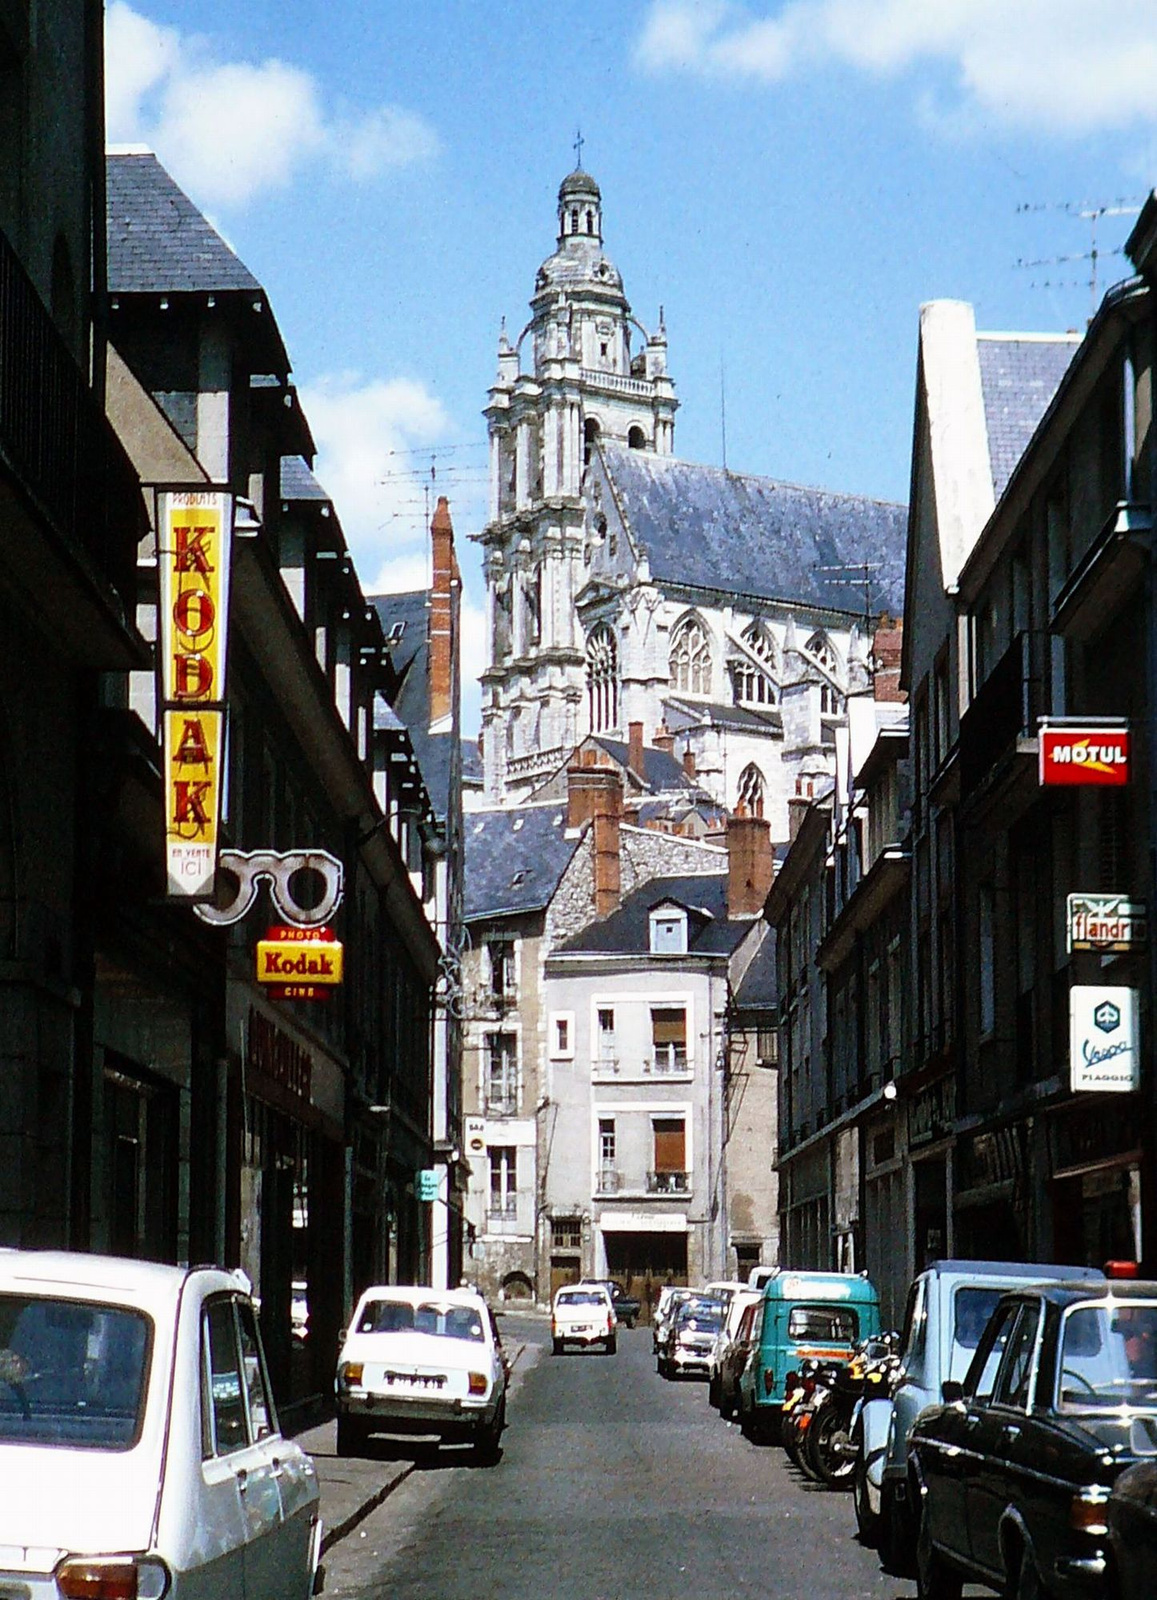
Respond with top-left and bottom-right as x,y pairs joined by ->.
635,0 -> 1157,136
105,1 -> 438,207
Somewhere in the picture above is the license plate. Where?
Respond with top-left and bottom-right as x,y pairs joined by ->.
381,1370 -> 445,1389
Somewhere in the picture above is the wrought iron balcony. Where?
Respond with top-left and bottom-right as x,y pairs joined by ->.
596,1168 -> 621,1194
487,1195 -> 518,1220
0,226 -> 142,613
646,1047 -> 690,1075
646,1170 -> 690,1195
484,1089 -> 519,1116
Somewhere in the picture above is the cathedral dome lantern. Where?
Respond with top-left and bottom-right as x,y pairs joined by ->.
558,168 -> 602,246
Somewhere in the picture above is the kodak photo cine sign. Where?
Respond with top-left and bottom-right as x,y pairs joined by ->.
157,490 -> 233,899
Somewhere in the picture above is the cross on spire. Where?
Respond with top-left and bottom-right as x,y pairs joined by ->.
573,128 -> 584,169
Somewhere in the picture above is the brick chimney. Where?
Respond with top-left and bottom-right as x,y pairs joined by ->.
727,809 -> 774,917
652,721 -> 674,755
787,795 -> 810,842
429,495 -> 458,725
682,747 -> 696,780
872,613 -> 904,703
567,754 -> 623,831
628,720 -> 645,777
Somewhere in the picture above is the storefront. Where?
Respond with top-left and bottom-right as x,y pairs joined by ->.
231,991 -> 346,1422
1049,1096 -> 1142,1268
953,1121 -> 1028,1261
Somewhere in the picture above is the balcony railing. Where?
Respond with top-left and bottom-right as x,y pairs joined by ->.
646,1047 -> 690,1075
487,1196 -> 518,1220
0,225 -> 142,611
484,1089 -> 519,1116
596,1168 -> 621,1194
647,1170 -> 690,1195
592,1054 -> 620,1077
579,367 -> 653,398
959,630 -> 1045,797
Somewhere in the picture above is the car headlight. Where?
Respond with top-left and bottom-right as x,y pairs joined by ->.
55,1555 -> 171,1598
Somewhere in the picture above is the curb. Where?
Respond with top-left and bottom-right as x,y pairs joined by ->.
320,1463 -> 416,1556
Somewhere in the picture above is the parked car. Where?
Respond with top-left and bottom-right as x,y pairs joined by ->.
658,1300 -> 723,1380
738,1270 -> 880,1444
652,1286 -> 691,1353
552,1284 -> 617,1354
1107,1457 -> 1157,1600
0,1249 -> 322,1598
579,1278 -> 641,1328
709,1287 -> 762,1412
909,1277 -> 1157,1600
864,1258 -> 1098,1571
336,1285 -> 507,1461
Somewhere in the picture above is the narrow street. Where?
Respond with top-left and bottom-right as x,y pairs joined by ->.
321,1316 -> 911,1599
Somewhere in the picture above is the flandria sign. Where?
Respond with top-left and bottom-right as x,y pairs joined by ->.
1040,721 -> 1129,787
1067,894 -> 1147,953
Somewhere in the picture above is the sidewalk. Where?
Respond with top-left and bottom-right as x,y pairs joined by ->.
297,1333 -> 530,1556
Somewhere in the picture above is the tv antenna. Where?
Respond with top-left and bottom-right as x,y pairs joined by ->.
816,560 -> 888,625
1015,196 -> 1143,318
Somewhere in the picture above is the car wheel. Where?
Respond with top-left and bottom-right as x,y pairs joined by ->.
853,1447 -> 879,1546
879,1483 -> 916,1577
1010,1545 -> 1048,1600
719,1383 -> 736,1421
473,1396 -> 505,1466
708,1373 -> 720,1409
605,1335 -> 617,1355
335,1415 -> 366,1457
552,1338 -> 563,1355
915,1503 -> 963,1600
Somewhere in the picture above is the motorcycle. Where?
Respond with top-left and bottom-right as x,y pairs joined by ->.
782,1357 -> 843,1481
805,1332 -> 899,1490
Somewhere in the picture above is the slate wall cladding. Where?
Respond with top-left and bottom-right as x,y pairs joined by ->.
546,823 -> 726,947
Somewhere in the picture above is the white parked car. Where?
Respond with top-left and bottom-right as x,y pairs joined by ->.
552,1284 -> 616,1355
0,1249 -> 321,1598
335,1285 -> 507,1462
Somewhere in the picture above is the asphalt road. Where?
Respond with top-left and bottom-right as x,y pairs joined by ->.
322,1316 -> 916,1599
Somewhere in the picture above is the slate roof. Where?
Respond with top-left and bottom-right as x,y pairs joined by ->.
369,591 -> 461,823
280,456 -> 330,503
592,737 -> 699,792
107,153 -> 261,294
462,739 -> 484,785
556,872 -> 752,957
734,927 -> 778,1011
601,444 -> 906,615
664,696 -> 784,735
464,805 -> 579,920
977,335 -> 1079,500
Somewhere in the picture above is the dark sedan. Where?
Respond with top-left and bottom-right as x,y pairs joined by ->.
908,1278 -> 1157,1600
580,1278 -> 642,1328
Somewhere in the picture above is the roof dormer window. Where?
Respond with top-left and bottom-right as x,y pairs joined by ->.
650,906 -> 688,954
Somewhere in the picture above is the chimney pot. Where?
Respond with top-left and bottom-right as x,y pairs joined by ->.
628,721 -> 645,777
652,721 -> 674,755
682,748 -> 696,779
727,810 -> 774,917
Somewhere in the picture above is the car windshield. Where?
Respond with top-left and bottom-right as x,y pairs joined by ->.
950,1286 -> 1005,1376
557,1291 -> 606,1308
1058,1300 -> 1157,1410
0,1295 -> 151,1450
357,1300 -> 486,1342
678,1310 -> 722,1333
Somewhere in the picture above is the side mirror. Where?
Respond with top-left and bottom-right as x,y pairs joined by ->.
941,1380 -> 964,1405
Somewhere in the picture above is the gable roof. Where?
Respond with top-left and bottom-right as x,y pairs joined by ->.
280,456 -> 330,503
733,926 -> 778,1011
369,590 -> 461,824
976,335 -> 1080,499
464,804 -> 580,920
107,153 -> 261,295
591,736 -> 699,792
556,871 -> 750,957
600,444 -> 906,614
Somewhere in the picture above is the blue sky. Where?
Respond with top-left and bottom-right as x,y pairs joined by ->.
105,0 -> 1157,733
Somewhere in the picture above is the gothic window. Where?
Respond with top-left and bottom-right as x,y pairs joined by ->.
586,624 -> 619,733
733,621 -> 777,705
807,631 -> 842,715
670,616 -> 712,696
738,763 -> 766,818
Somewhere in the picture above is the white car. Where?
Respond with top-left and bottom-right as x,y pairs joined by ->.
0,1249 -> 321,1598
708,1287 -> 762,1405
552,1285 -> 616,1355
335,1286 -> 507,1461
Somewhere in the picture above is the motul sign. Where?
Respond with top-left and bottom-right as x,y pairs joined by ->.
1040,722 -> 1129,787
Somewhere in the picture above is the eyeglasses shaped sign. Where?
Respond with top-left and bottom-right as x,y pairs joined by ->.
157,489 -> 233,901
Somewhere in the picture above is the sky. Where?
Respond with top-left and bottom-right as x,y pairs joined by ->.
104,0 -> 1157,735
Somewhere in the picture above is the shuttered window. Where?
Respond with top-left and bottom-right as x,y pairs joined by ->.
653,1117 -> 686,1172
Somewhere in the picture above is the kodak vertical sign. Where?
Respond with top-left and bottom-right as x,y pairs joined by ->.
157,490 -> 233,899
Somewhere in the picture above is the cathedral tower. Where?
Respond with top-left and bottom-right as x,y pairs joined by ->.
477,167 -> 678,804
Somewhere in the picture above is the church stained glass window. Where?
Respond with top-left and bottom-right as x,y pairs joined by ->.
738,763 -> 766,818
733,622 -> 777,705
586,625 -> 619,733
670,617 -> 712,696
806,632 -> 842,715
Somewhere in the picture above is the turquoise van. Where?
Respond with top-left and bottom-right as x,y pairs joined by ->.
737,1269 -> 881,1443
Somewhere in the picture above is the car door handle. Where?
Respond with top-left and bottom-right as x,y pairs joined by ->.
1003,1425 -> 1021,1441
237,1468 -> 248,1494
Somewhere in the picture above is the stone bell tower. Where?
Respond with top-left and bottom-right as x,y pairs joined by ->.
477,166 -> 678,805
